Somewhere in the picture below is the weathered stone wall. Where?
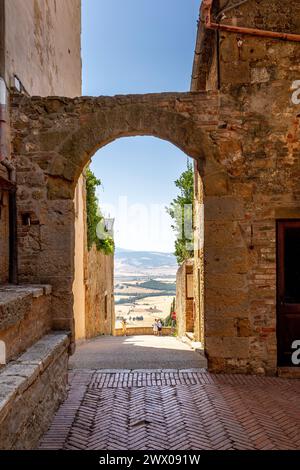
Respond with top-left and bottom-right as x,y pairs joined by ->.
176,264 -> 184,337
216,0 -> 300,91
185,265 -> 194,333
0,333 -> 69,449
193,161 -> 205,344
192,0 -> 300,374
176,260 -> 194,338
0,190 -> 9,284
0,0 -> 82,450
85,245 -> 114,338
0,285 -> 52,363
3,0 -> 81,96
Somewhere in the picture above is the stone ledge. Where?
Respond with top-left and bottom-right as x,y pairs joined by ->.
114,326 -> 172,336
0,332 -> 69,425
0,284 -> 52,330
277,367 -> 300,379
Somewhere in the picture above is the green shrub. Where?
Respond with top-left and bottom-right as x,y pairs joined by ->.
86,167 -> 114,255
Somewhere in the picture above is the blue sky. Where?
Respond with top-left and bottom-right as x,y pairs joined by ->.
82,0 -> 199,252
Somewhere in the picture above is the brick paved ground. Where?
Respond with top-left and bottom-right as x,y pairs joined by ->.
40,369 -> 300,450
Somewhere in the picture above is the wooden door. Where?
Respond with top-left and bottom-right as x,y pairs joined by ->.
277,220 -> 300,366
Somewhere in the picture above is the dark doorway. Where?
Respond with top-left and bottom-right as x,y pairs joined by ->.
277,220 -> 300,366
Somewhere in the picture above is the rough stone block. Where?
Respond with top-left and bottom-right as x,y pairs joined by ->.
206,336 -> 250,359
205,197 -> 244,221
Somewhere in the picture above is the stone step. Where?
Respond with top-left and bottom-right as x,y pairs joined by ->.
0,332 -> 70,449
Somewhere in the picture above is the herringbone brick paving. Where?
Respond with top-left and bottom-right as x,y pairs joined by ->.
39,369 -> 300,450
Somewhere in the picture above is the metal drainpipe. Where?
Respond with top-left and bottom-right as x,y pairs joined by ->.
0,76 -> 18,284
203,0 -> 300,42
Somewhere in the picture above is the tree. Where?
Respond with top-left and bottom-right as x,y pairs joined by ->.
86,167 -> 114,255
166,161 -> 194,264
170,297 -> 176,315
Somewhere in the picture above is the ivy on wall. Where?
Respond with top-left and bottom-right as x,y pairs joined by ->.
86,167 -> 114,255
166,161 -> 194,264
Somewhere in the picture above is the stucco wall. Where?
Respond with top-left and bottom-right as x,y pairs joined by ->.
85,245 -> 114,338
73,178 -> 115,341
73,174 -> 86,340
4,0 -> 81,97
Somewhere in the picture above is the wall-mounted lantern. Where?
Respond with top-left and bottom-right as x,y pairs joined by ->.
104,217 -> 115,237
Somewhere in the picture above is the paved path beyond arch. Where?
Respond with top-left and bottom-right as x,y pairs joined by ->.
69,335 -> 207,370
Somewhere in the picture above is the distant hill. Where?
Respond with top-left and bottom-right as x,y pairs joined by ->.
115,248 -> 178,277
138,279 -> 176,292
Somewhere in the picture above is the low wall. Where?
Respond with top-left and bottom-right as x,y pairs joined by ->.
0,285 -> 52,363
0,332 -> 69,450
114,326 -> 172,336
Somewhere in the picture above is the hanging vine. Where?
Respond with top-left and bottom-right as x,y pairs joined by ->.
86,167 -> 114,255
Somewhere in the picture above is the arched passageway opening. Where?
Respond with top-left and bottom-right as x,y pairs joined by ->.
72,135 -> 205,369
12,92 -> 211,348
12,90 -> 275,376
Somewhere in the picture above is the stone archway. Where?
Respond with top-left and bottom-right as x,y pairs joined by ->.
14,91 -> 219,185
11,88 -> 282,375
11,91 -> 220,350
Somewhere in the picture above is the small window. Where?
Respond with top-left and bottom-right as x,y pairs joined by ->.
22,213 -> 31,226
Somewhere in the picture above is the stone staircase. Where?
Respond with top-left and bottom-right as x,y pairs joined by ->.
0,285 -> 70,449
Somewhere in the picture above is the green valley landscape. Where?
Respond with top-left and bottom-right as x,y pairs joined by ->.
114,249 -> 177,328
